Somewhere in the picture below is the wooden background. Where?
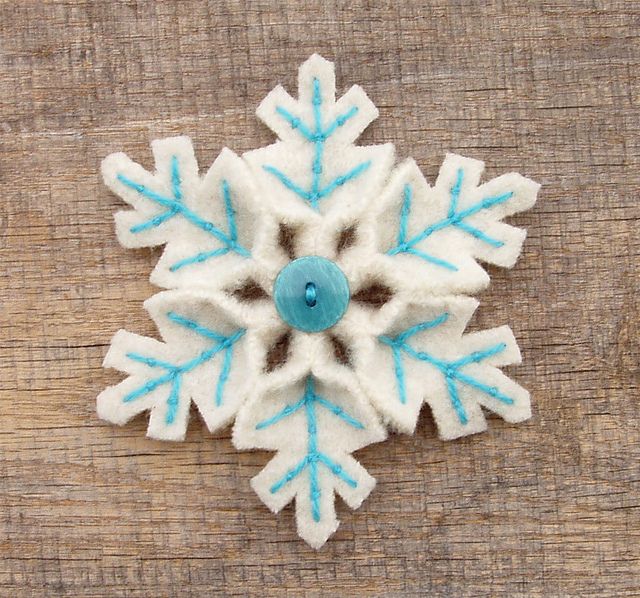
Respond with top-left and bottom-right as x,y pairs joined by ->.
1,1 -> 638,596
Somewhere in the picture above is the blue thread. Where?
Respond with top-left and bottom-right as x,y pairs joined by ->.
310,456 -> 320,522
311,139 -> 324,207
168,179 -> 250,269
118,164 -> 250,270
123,312 -> 246,425
448,167 -> 463,217
379,314 -> 449,407
122,370 -> 176,403
255,377 -> 364,431
265,77 -> 365,210
257,376 -> 363,521
450,343 -> 506,368
169,247 -> 231,272
403,248 -> 458,272
262,165 -> 312,200
215,342 -> 234,407
118,175 -> 224,240
396,313 -> 449,343
398,184 -> 412,245
167,311 -> 228,343
456,190 -> 513,220
305,282 -> 317,307
392,345 -> 407,404
305,390 -> 321,522
270,456 -> 309,494
170,155 -> 182,201
275,106 -> 315,140
221,179 -> 237,243
387,168 -> 511,269
311,78 -> 324,206
321,106 -> 358,138
449,369 -> 513,403
312,78 -> 322,112
379,316 -> 513,423
453,221 -> 504,248
317,453 -> 357,487
126,352 -> 178,371
313,396 -> 365,429
254,396 -> 307,430
166,374 -> 182,424
316,161 -> 371,200
176,328 -> 246,373
130,208 -> 178,233
444,375 -> 467,424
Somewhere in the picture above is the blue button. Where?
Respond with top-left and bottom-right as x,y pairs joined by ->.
273,256 -> 350,333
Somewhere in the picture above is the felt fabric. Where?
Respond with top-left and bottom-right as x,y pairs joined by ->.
364,155 -> 540,294
97,290 -> 261,441
97,54 -> 539,548
233,361 -> 386,549
353,296 -> 530,438
102,141 -> 260,290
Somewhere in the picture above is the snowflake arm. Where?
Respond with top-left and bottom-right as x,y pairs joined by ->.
234,370 -> 385,549
256,377 -> 363,522
98,291 -> 252,440
371,154 -> 540,293
357,297 -> 530,438
260,76 -> 370,210
244,54 -> 395,221
102,138 -> 258,289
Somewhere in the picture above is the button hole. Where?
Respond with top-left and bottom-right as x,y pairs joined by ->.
305,282 -> 317,307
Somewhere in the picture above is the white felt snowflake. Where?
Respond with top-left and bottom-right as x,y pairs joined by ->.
97,55 -> 539,548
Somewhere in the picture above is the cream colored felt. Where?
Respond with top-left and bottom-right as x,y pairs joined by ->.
98,55 -> 539,548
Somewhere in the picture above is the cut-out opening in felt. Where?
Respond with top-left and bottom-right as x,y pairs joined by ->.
97,54 -> 539,548
229,279 -> 270,302
328,334 -> 352,368
278,222 -> 298,260
335,224 -> 357,255
351,280 -> 394,309
264,330 -> 292,373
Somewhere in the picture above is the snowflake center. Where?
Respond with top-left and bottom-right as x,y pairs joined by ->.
273,256 -> 350,333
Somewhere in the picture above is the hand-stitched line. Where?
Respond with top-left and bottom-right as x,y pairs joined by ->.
123,312 -> 246,424
387,169 -> 512,269
378,313 -> 513,424
255,376 -> 362,522
264,78 -> 370,210
378,314 -> 449,405
117,156 -> 250,271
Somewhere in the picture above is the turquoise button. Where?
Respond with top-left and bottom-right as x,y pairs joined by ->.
273,256 -> 350,333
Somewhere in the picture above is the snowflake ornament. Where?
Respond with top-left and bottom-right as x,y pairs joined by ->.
97,55 -> 539,548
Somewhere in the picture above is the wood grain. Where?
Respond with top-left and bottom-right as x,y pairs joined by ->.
1,1 -> 638,596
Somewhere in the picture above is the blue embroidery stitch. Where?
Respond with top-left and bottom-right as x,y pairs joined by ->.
117,156 -> 250,271
387,169 -> 512,270
305,282 -> 318,307
255,376 -> 362,522
123,311 -> 246,425
264,77 -> 370,210
378,313 -> 513,424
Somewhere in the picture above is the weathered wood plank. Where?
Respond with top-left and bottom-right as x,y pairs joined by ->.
0,0 -> 638,595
